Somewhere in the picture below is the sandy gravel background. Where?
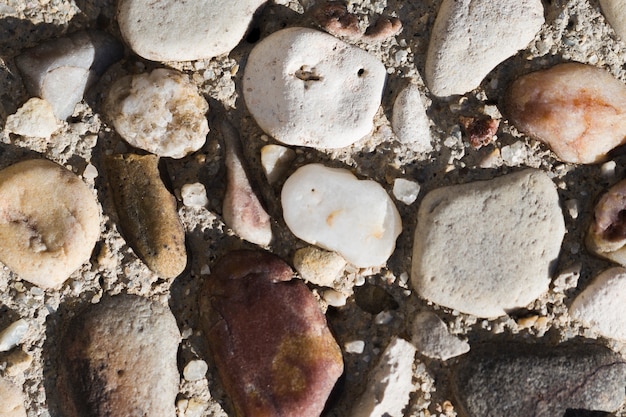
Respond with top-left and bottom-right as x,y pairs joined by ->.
1,0 -> 626,416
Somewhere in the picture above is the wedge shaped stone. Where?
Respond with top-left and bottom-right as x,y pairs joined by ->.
199,250 -> 343,417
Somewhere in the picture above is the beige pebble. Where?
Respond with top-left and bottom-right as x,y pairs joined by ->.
260,144 -> 295,184
0,378 -> 26,417
0,159 -> 100,288
293,246 -> 347,287
586,178 -> 626,265
5,350 -> 33,377
4,98 -> 59,138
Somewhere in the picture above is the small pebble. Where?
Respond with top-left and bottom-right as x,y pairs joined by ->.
323,289 -> 348,307
391,83 -> 433,153
260,144 -> 296,184
374,311 -> 394,325
351,337 -> 416,417
565,199 -> 579,219
57,295 -> 181,417
5,349 -> 33,377
392,178 -> 420,205
0,377 -> 27,417
601,160 -> 617,178
105,154 -> 187,278
0,159 -> 100,288
222,121 -> 273,247
282,164 -> 402,268
183,359 -> 208,382
199,250 -> 343,417
117,0 -> 266,61
553,263 -> 581,293
586,178 -> 626,265
4,98 -> 59,138
82,163 -> 98,180
293,246 -> 347,287
459,116 -> 499,149
244,27 -> 386,149
412,312 -> 469,361
570,267 -> 626,341
181,183 -> 208,208
0,319 -> 29,352
345,340 -> 365,354
506,63 -> 626,164
426,0 -> 544,96
105,69 -> 209,158
181,398 -> 206,417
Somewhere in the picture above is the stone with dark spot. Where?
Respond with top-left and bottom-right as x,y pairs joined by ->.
104,154 -> 187,278
199,250 -> 343,417
57,295 -> 181,417
452,342 -> 626,417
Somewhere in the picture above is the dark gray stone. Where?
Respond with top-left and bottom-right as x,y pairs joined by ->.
452,342 -> 626,417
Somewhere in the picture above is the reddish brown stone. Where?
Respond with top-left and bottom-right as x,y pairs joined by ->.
199,250 -> 343,417
460,116 -> 500,149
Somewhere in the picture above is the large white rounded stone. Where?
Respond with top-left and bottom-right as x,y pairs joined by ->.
117,0 -> 266,61
570,267 -> 626,341
244,27 -> 386,149
411,169 -> 565,318
281,164 -> 401,268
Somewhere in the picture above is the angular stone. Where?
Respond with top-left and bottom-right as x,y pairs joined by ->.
104,154 -> 187,278
600,0 -> 626,40
282,164 -> 402,268
221,121 -> 273,247
351,337 -> 416,417
411,169 -> 565,317
391,83 -> 432,153
261,145 -> 296,185
0,159 -> 101,288
570,267 -> 626,341
586,178 -> 626,264
181,183 -> 208,208
199,250 -> 343,417
117,0 -> 266,61
0,378 -> 26,417
105,69 -> 209,159
426,0 -> 544,97
452,343 -> 626,417
293,246 -> 347,288
0,319 -> 29,352
16,31 -> 123,120
244,27 -> 386,149
57,295 -> 180,417
4,98 -> 59,138
505,63 -> 626,164
411,312 -> 469,361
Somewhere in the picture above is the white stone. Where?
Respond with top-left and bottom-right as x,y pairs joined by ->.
425,0 -> 544,97
105,69 -> 209,159
181,183 -> 208,208
392,178 -> 420,205
82,163 -> 98,180
244,27 -> 386,149
222,121 -> 273,247
293,246 -> 347,287
0,377 -> 27,417
391,83 -> 432,153
411,312 -> 469,361
15,31 -> 123,120
345,340 -> 365,354
282,164 -> 402,268
183,359 -> 208,381
351,337 -> 416,417
600,0 -> 626,40
0,319 -> 29,352
411,169 -> 565,318
323,289 -> 348,307
5,98 -> 59,138
260,145 -> 295,184
117,0 -> 266,61
570,267 -> 626,341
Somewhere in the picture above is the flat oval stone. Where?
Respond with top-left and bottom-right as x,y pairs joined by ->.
199,250 -> 343,417
104,154 -> 187,278
243,27 -> 386,149
282,164 -> 402,268
570,267 -> 626,341
0,159 -> 100,288
57,295 -> 180,417
411,169 -> 565,318
117,0 -> 267,61
426,0 -> 544,97
505,62 -> 626,164
105,69 -> 209,159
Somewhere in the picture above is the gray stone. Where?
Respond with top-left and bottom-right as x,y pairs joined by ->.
57,295 -> 181,417
412,312 -> 469,361
16,31 -> 123,120
452,343 -> 626,417
0,319 -> 28,352
391,83 -> 432,153
411,169 -> 565,317
426,0 -> 544,97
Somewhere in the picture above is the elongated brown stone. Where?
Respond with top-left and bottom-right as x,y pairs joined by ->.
199,250 -> 343,417
104,154 -> 186,278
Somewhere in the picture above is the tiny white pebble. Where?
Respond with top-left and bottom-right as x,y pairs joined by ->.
183,359 -> 208,381
323,289 -> 347,307
601,160 -> 616,178
83,163 -> 98,180
344,340 -> 365,354
565,199 -> 579,219
200,264 -> 211,275
374,311 -> 394,325
181,183 -> 208,207
393,178 -> 421,205
0,319 -> 29,352
399,272 -> 409,285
